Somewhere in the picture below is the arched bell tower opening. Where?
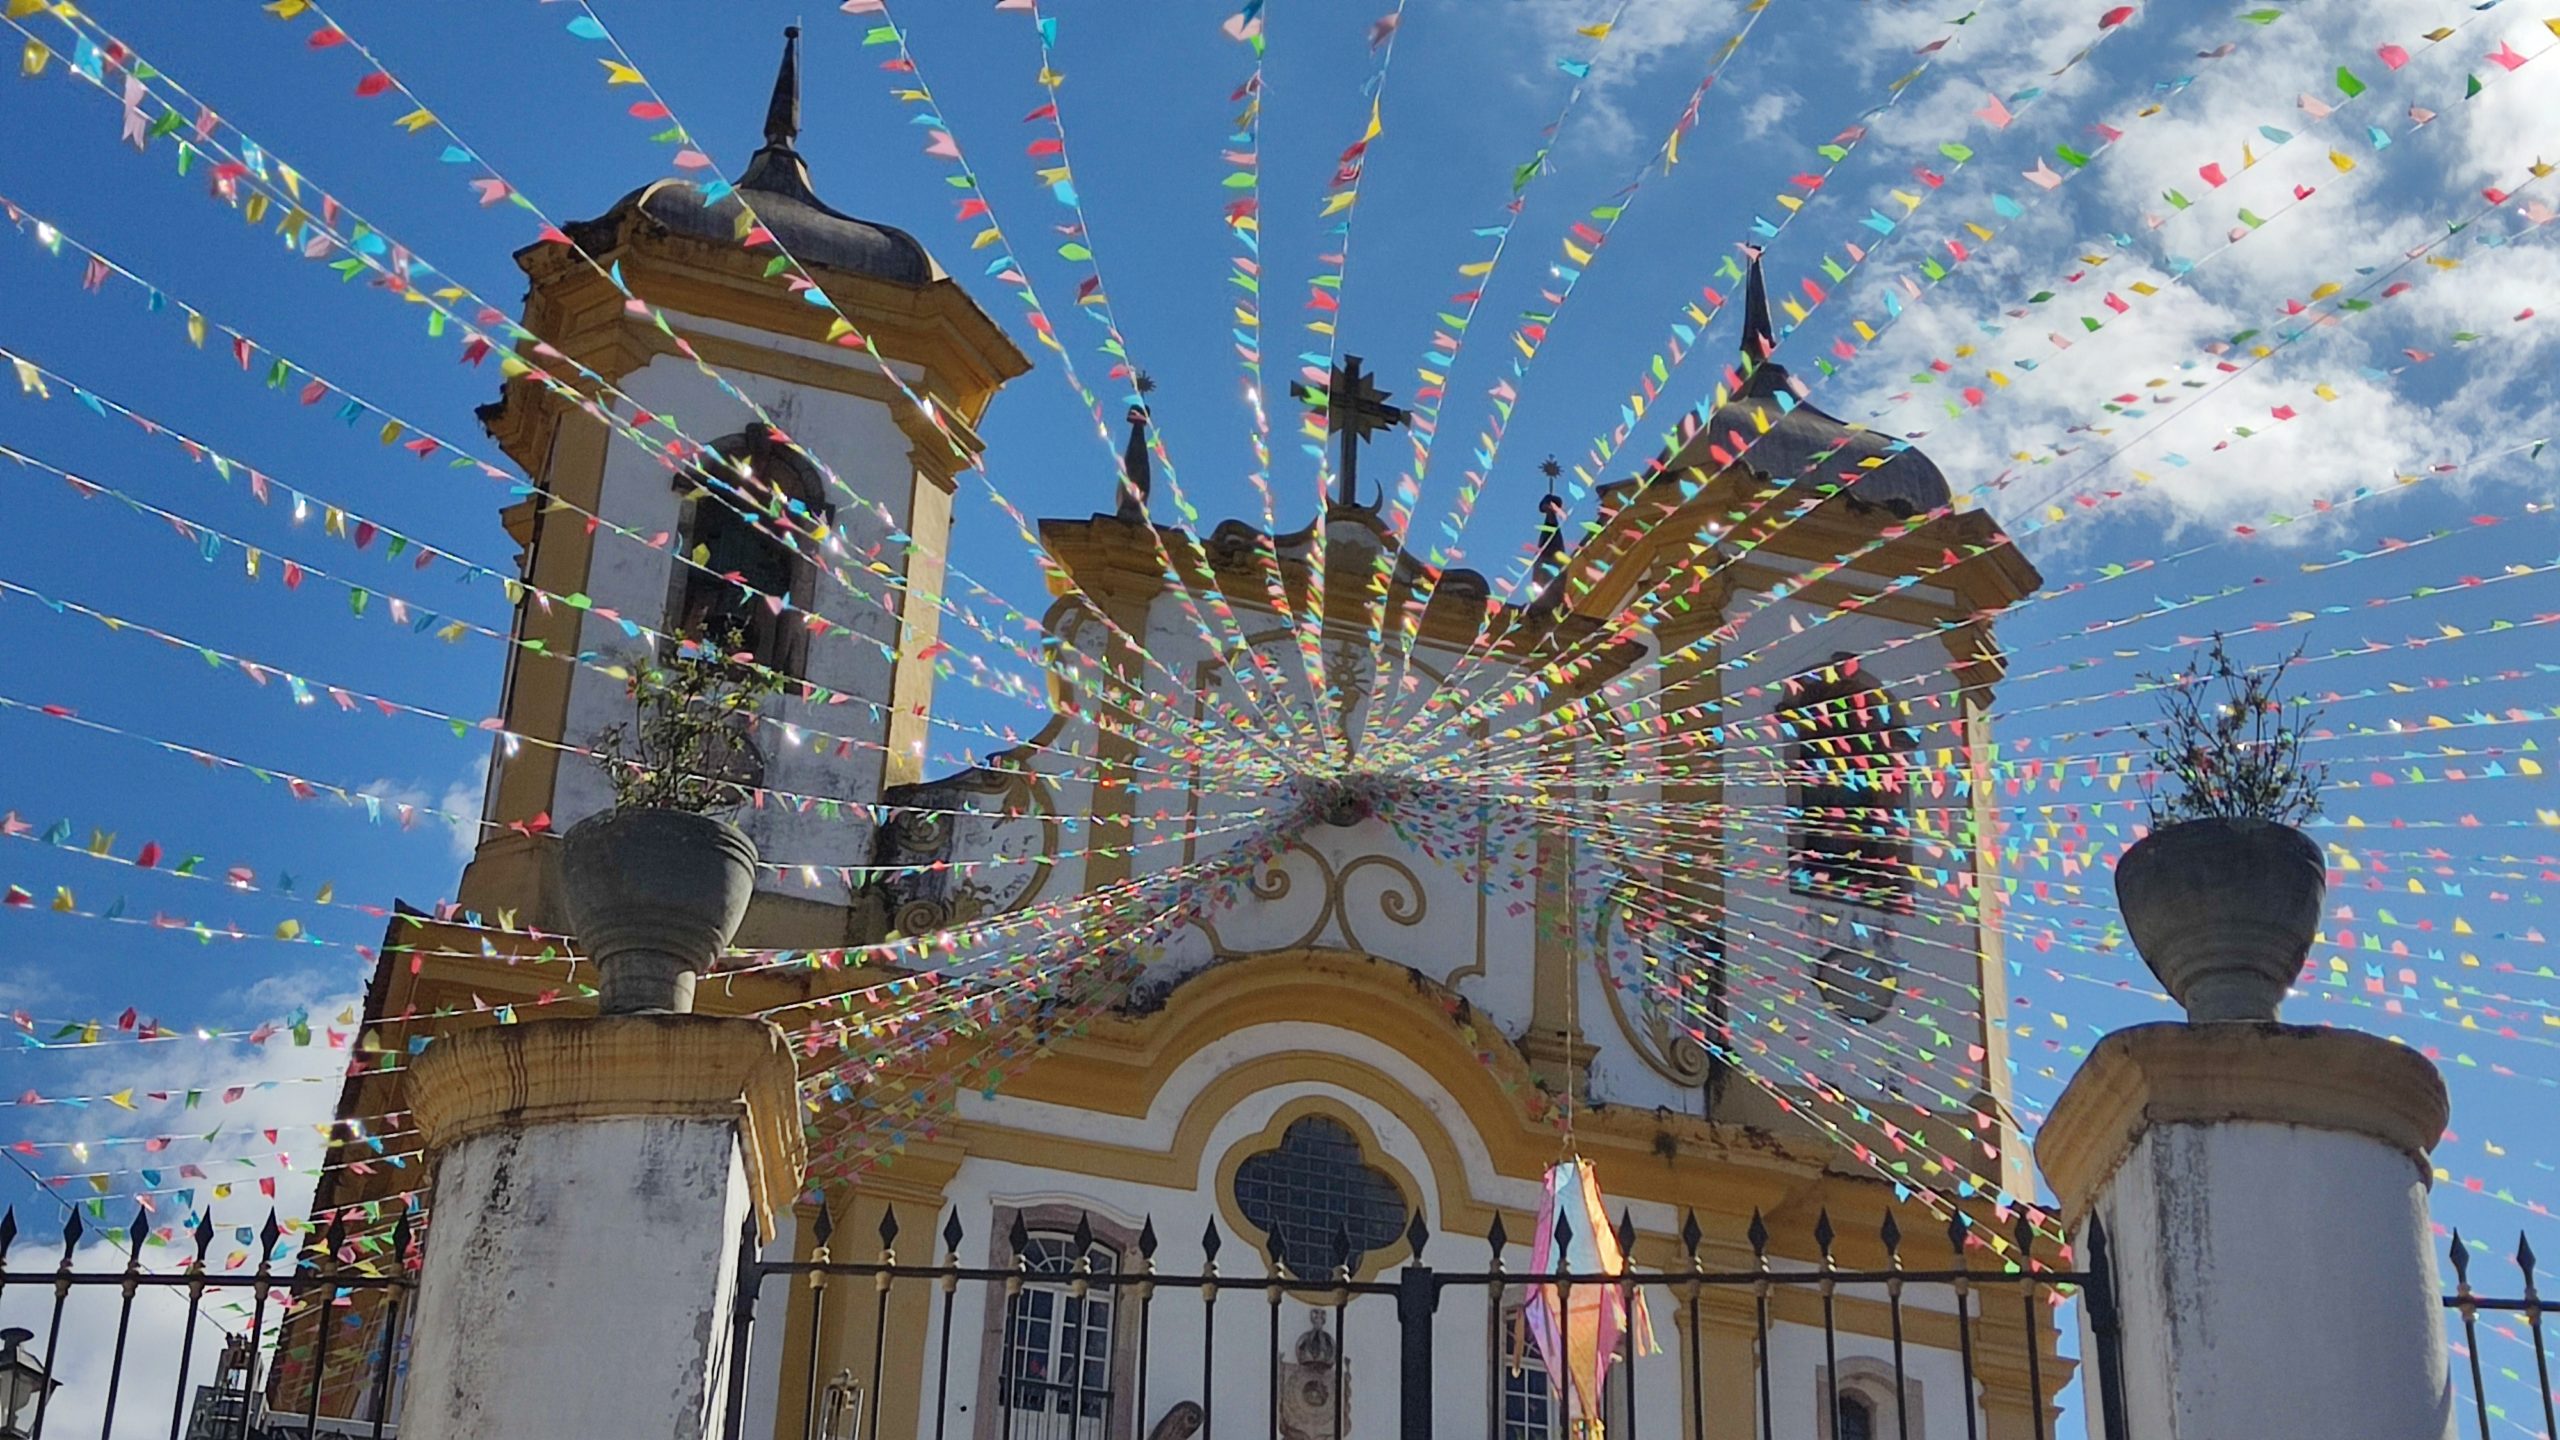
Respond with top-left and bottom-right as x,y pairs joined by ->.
667,425 -> 832,680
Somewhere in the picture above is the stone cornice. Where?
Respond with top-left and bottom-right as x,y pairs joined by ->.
409,1014 -> 807,1241
2034,1021 -> 2449,1220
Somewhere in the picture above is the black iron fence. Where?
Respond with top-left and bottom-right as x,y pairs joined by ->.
723,1202 -> 2116,1440
0,1198 -> 2549,1439
2445,1228 -> 2560,1440
0,1204 -> 412,1440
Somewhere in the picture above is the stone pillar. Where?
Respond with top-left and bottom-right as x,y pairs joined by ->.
399,1014 -> 805,1440
2036,1022 -> 2452,1440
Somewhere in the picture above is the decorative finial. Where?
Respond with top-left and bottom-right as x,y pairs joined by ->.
763,26 -> 803,153
1739,243 -> 1774,367
1117,371 -> 1155,523
1534,458 -> 1567,576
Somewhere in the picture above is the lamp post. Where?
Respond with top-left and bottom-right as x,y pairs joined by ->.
0,1327 -> 57,1440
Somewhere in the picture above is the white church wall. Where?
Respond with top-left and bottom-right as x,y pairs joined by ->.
1765,1313 -> 1981,1440
932,1021 -> 1691,1440
886,1018 -> 1974,1440
546,318 -> 927,903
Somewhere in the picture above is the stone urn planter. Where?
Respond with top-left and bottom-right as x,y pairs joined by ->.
560,808 -> 758,1015
2114,816 -> 2324,1021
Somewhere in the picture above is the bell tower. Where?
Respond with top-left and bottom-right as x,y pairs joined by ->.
458,27 -> 1029,946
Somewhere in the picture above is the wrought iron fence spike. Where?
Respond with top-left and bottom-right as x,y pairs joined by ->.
127,1204 -> 150,1261
1404,1208 -> 1429,1263
1616,1207 -> 1636,1255
261,1208 -> 282,1254
1010,1212 -> 1033,1257
1680,1208 -> 1702,1258
1487,1212 -> 1509,1255
1947,1208 -> 1970,1259
0,1206 -> 14,1258
1138,1214 -> 1158,1260
811,1200 -> 835,1247
1880,1209 -> 1903,1259
1813,1208 -> 1836,1260
1553,1203 -> 1575,1253
193,1208 -> 216,1260
2450,1229 -> 2473,1283
944,1207 -> 966,1254
390,1207 -> 413,1271
1747,1208 -> 1769,1259
877,1203 -> 900,1250
61,1207 -> 83,1251
1074,1212 -> 1095,1255
2516,1230 -> 2538,1287
1199,1216 -> 1221,1263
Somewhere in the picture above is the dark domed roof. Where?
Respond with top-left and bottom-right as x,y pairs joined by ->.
569,28 -> 935,289
1689,253 -> 1951,518
616,154 -> 933,287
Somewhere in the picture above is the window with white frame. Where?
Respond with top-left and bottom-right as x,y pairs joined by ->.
1000,1231 -> 1118,1434
1500,1318 -> 1634,1440
1501,1344 -> 1556,1440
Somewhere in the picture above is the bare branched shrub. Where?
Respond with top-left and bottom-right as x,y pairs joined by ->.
2132,634 -> 2328,827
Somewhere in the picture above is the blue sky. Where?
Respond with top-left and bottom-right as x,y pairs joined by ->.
0,0 -> 2556,1424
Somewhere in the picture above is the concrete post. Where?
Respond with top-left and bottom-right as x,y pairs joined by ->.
399,1014 -> 805,1440
2036,1022 -> 2453,1440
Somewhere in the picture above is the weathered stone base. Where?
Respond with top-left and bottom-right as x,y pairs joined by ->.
2038,1023 -> 2454,1440
400,1015 -> 804,1440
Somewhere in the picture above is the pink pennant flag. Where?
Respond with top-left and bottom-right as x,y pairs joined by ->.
1976,92 -> 2014,127
2487,40 -> 2527,70
2378,43 -> 2410,69
2199,161 -> 2229,187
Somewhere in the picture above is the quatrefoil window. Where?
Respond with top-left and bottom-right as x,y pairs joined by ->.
1231,1115 -> 1409,1280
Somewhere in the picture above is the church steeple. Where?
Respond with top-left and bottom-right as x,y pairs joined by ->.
1739,244 -> 1775,367
738,26 -> 824,206
1117,372 -> 1156,523
762,25 -> 802,154
1736,244 -> 1794,400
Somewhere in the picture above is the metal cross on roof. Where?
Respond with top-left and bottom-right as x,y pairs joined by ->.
1290,354 -> 1408,507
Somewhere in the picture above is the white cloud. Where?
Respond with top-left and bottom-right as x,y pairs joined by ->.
0,978 -> 363,1438
1739,87 -> 1799,140
359,749 -> 491,863
1790,0 -> 2560,545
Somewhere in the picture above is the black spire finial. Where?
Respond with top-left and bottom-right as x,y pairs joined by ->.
1534,457 -> 1568,578
764,26 -> 803,153
1739,244 -> 1774,367
1118,371 -> 1155,523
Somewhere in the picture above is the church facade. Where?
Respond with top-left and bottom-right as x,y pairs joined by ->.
300,31 -> 2058,1440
